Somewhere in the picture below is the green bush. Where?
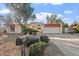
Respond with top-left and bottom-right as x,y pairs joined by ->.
29,42 -> 47,56
24,35 -> 40,47
32,30 -> 38,35
23,27 -> 29,35
29,29 -> 38,35
40,35 -> 49,43
22,26 -> 38,35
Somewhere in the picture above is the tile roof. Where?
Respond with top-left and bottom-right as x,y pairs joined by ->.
44,24 -> 61,27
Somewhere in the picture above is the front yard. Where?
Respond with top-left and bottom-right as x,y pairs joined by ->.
0,33 -> 79,56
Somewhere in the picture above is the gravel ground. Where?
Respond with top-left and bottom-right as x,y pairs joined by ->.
44,40 -> 65,56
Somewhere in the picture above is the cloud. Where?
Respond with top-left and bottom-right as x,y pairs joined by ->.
50,3 -> 63,5
63,18 -> 71,21
57,14 -> 63,17
0,9 -> 10,14
36,12 -> 63,20
35,12 -> 52,20
63,18 -> 72,24
34,12 -> 63,23
33,3 -> 63,6
35,12 -> 52,23
64,10 -> 73,14
76,16 -> 79,21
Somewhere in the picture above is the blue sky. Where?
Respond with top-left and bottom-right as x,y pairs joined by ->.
0,3 -> 79,25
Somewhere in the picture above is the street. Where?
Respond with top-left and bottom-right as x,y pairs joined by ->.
49,33 -> 79,56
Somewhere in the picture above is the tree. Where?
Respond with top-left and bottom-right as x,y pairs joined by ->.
5,3 -> 35,24
50,14 -> 57,24
46,14 -> 62,24
63,23 -> 68,27
30,14 -> 36,22
56,18 -> 62,24
72,23 -> 79,32
76,24 -> 79,31
70,21 -> 79,33
46,15 -> 50,23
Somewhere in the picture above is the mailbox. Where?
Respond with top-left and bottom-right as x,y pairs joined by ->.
40,35 -> 49,43
16,37 -> 22,46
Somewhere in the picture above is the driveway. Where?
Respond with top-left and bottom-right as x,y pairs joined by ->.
48,34 -> 79,56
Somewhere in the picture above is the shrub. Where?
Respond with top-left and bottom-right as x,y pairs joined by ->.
40,35 -> 49,43
23,27 -> 29,35
28,29 -> 34,35
32,30 -> 38,35
24,35 -> 40,47
16,37 -> 22,46
29,42 -> 47,56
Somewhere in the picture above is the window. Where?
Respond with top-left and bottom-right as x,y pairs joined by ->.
10,25 -> 15,32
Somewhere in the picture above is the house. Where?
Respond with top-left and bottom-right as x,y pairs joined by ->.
43,24 -> 62,34
64,27 -> 69,33
6,20 -> 22,33
28,22 -> 63,34
29,22 -> 44,32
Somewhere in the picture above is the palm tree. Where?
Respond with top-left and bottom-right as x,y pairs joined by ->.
51,14 -> 57,24
46,14 -> 58,24
46,15 -> 50,24
56,18 -> 62,24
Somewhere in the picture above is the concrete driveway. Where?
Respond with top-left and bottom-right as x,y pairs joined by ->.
48,33 -> 79,56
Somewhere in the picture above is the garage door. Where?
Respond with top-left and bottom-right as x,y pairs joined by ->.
43,27 -> 61,33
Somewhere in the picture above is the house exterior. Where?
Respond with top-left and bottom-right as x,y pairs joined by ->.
43,24 -> 62,34
6,20 -> 22,33
64,27 -> 69,33
29,22 -> 44,32
28,22 -> 63,34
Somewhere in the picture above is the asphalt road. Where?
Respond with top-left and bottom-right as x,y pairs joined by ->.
49,34 -> 79,56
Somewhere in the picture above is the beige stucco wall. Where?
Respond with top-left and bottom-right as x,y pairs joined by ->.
43,24 -> 62,34
43,27 -> 61,34
6,24 -> 21,33
15,24 -> 21,33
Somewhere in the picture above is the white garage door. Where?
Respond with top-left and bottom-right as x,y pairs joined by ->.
43,27 -> 61,33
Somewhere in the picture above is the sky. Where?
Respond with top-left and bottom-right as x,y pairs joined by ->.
0,3 -> 79,25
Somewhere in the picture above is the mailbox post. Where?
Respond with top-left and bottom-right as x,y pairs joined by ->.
16,37 -> 26,56
21,39 -> 26,56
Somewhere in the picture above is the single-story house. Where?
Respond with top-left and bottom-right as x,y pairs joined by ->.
43,24 -> 62,34
6,19 -> 22,34
5,20 -> 63,34
6,23 -> 22,33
